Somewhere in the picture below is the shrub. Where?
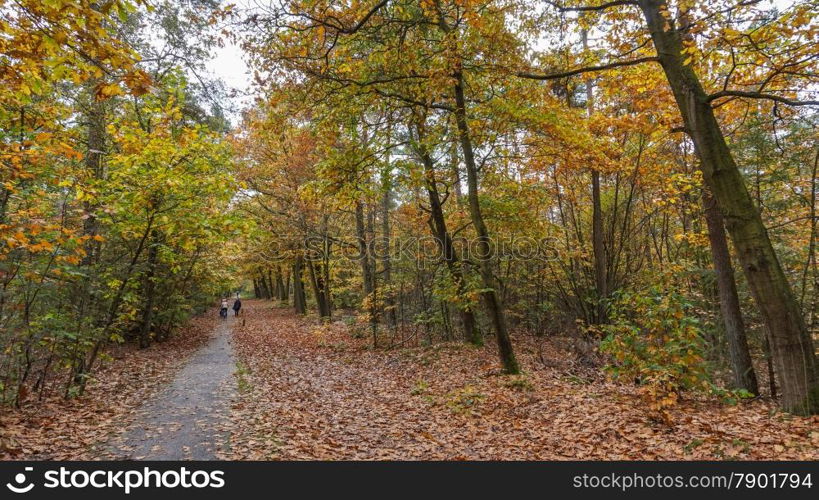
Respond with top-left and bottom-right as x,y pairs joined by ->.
600,288 -> 709,423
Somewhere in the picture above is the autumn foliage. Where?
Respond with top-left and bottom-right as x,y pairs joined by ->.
0,0 -> 237,407
235,0 -> 819,417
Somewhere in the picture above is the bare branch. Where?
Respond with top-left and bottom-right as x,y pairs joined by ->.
344,0 -> 391,33
544,0 -> 638,12
297,0 -> 390,34
706,90 -> 819,107
516,56 -> 659,80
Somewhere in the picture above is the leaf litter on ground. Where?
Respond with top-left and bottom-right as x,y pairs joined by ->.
222,302 -> 819,460
2,300 -> 817,461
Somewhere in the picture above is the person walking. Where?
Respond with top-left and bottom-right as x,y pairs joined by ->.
219,297 -> 229,319
232,297 -> 242,317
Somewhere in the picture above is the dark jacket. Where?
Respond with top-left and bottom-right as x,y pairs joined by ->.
232,299 -> 242,311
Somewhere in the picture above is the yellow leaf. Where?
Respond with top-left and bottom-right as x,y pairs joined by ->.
95,82 -> 125,100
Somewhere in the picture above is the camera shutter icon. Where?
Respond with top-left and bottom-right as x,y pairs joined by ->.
6,467 -> 35,494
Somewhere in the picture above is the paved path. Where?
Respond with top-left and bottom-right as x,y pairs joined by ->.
108,316 -> 237,460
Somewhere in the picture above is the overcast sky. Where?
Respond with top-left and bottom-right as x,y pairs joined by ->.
204,0 -> 256,122
212,39 -> 250,93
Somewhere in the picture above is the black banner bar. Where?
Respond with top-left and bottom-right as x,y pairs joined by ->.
0,461 -> 815,499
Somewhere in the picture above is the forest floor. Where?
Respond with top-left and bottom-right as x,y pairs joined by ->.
2,299 -> 818,460
222,301 -> 819,460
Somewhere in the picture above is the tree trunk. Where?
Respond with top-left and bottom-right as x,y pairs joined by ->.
266,269 -> 275,301
271,269 -> 281,299
452,71 -> 519,374
418,141 -> 481,345
800,151 -> 818,319
583,28 -> 608,324
80,90 -> 106,267
381,163 -> 398,329
276,265 -> 287,302
355,201 -> 375,297
293,256 -> 306,315
639,0 -> 819,414
74,211 -> 159,396
258,270 -> 271,299
307,255 -> 331,318
591,169 -> 608,323
703,190 -> 759,393
70,85 -> 108,386
355,201 -> 377,338
322,241 -> 333,316
137,229 -> 160,349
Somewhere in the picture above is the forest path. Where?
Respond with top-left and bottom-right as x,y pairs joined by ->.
105,314 -> 238,460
